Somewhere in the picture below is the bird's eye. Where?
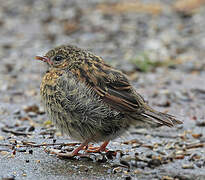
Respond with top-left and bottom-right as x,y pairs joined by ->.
53,55 -> 63,62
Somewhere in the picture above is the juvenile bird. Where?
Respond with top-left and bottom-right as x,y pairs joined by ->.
35,45 -> 182,157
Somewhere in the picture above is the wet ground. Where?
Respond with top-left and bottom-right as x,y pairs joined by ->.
0,0 -> 205,179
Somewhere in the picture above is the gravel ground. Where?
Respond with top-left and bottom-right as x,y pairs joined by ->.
0,0 -> 205,180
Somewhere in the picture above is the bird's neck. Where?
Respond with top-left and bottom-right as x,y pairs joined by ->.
40,68 -> 64,93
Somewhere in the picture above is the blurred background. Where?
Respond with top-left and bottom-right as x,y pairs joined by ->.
0,0 -> 205,179
0,0 -> 205,103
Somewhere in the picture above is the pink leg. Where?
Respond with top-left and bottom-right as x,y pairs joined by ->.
86,141 -> 109,153
46,140 -> 89,157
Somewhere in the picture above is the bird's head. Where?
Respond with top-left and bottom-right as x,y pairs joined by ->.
35,45 -> 89,69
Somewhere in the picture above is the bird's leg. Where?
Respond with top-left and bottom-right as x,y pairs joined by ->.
45,140 -> 89,157
86,141 -> 109,153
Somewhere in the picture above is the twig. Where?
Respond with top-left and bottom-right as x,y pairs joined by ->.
122,139 -> 154,149
1,127 -> 32,136
23,142 -> 80,147
185,143 -> 204,149
0,142 -> 80,148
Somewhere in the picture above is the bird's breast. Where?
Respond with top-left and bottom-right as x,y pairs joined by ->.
40,69 -> 64,96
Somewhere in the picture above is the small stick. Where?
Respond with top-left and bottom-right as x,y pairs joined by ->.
185,143 -> 204,149
1,127 -> 32,136
0,142 -> 80,148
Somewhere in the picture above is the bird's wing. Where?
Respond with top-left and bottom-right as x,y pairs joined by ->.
71,62 -> 145,112
70,61 -> 182,127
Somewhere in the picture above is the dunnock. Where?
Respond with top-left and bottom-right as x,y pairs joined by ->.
35,45 -> 182,157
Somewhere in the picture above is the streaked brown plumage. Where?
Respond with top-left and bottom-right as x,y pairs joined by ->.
36,44 -> 182,157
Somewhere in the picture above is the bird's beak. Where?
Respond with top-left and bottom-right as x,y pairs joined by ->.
35,56 -> 51,64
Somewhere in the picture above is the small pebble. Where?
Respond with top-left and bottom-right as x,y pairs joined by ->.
105,150 -> 116,159
189,153 -> 201,161
24,105 -> 39,113
2,176 -> 15,180
1,151 -> 9,156
161,176 -> 174,180
147,159 -> 161,168
28,112 -> 37,118
136,161 -> 147,169
195,162 -> 203,168
16,127 -> 27,132
96,154 -> 107,163
28,149 -> 33,154
112,167 -> 122,174
182,163 -> 194,169
196,121 -> 205,127
28,126 -> 35,132
13,109 -> 21,115
0,136 -> 5,140
134,169 -> 141,174
174,155 -> 184,160
120,160 -> 130,168
16,148 -> 27,152
124,176 -> 131,180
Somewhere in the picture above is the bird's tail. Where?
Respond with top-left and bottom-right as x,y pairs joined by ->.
129,105 -> 183,127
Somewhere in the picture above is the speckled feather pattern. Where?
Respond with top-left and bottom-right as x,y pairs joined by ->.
41,70 -> 128,142
39,44 -> 182,143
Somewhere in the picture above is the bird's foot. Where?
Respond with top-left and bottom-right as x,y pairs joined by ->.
44,140 -> 110,157
45,148 -> 92,158
85,141 -> 109,153
45,140 -> 90,158
45,148 -> 77,158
